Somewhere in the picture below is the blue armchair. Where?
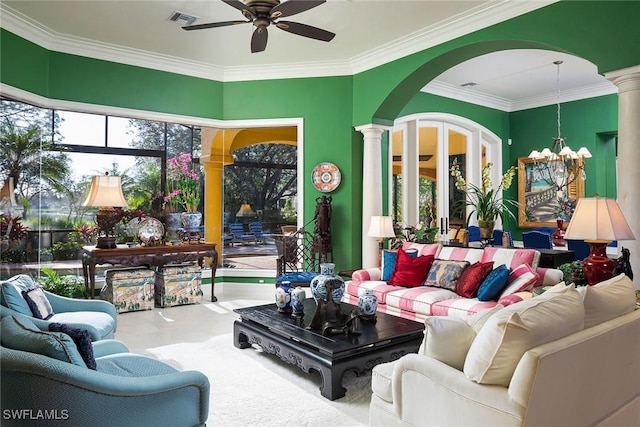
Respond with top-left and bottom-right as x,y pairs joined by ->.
1,274 -> 117,341
1,314 -> 209,427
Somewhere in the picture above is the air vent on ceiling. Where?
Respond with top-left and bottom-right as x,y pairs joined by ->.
169,11 -> 198,26
461,82 -> 479,88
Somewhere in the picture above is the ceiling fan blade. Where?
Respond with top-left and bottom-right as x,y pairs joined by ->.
270,0 -> 326,19
251,26 -> 268,53
275,21 -> 335,42
183,20 -> 250,31
223,0 -> 253,14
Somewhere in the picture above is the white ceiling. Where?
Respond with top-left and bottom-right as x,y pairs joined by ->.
1,0 -> 616,112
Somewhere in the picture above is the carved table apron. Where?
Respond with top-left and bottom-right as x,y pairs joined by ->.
82,243 -> 218,301
233,299 -> 424,400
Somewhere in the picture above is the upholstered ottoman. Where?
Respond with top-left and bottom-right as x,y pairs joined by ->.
101,268 -> 155,313
155,264 -> 203,308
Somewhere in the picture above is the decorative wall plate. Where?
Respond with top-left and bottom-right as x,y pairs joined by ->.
312,162 -> 341,192
138,218 -> 164,245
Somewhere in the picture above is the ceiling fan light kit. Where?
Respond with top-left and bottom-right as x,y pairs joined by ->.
182,0 -> 335,53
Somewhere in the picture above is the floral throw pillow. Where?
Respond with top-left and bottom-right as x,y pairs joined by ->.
424,259 -> 470,291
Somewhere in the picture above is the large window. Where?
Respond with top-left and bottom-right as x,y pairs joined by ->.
0,97 -> 201,275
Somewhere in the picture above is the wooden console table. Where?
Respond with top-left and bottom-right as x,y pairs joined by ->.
82,243 -> 218,301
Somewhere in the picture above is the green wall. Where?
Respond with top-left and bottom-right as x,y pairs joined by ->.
1,0 -> 637,268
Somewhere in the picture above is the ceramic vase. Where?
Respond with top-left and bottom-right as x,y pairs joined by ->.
478,219 -> 495,240
552,219 -> 566,247
181,212 -> 202,231
290,286 -> 306,317
275,281 -> 292,313
358,289 -> 378,318
310,263 -> 345,303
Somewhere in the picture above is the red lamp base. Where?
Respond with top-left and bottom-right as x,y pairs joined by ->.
582,240 -> 616,285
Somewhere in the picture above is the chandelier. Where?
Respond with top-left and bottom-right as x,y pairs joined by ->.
527,60 -> 592,193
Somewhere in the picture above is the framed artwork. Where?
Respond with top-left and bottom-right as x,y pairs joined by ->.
517,156 -> 585,228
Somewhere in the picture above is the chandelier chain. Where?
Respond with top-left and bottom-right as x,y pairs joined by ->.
556,60 -> 562,139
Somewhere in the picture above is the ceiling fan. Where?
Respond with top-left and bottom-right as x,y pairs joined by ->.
182,0 -> 336,53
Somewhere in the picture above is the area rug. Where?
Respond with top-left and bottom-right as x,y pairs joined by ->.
146,333 -> 371,426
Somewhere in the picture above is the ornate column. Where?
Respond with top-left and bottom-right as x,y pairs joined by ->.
606,66 -> 640,288
356,124 -> 391,268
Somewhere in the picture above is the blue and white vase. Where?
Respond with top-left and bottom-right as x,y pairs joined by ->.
290,286 -> 306,317
275,281 -> 292,313
358,289 -> 378,317
181,212 -> 202,231
310,263 -> 345,303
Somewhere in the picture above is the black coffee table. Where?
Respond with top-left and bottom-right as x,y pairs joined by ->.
233,298 -> 424,400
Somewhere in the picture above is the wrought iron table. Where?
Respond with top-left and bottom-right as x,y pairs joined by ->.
82,243 -> 218,300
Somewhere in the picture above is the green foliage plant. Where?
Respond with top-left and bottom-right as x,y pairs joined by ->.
450,160 -> 518,225
38,268 -> 88,298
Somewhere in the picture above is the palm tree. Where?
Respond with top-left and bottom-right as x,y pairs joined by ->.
0,122 -> 70,219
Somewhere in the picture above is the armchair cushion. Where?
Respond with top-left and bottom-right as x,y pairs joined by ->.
22,285 -> 55,320
49,311 -> 115,340
1,275 -> 36,315
49,322 -> 96,369
1,314 -> 87,368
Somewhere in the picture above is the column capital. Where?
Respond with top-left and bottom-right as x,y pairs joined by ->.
355,123 -> 391,138
605,66 -> 640,93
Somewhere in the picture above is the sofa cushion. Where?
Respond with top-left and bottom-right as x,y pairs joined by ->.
477,264 -> 510,301
480,247 -> 540,270
1,314 -> 87,368
385,286 -> 458,317
463,283 -> 584,386
430,298 -> 500,319
500,263 -> 539,298
437,247 -> 484,263
22,285 -> 55,320
382,249 -> 416,281
401,242 -> 440,257
455,261 -> 494,298
1,274 -> 37,316
423,259 -> 470,291
497,291 -> 533,307
578,273 -> 636,329
49,322 -> 97,370
371,360 -> 396,403
420,305 -> 503,370
388,249 -> 434,287
344,281 -> 403,305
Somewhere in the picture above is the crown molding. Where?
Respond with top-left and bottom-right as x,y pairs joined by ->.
0,1 -> 557,83
350,0 -> 558,75
422,81 -> 512,112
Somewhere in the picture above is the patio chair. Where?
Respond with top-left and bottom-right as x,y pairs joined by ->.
229,222 -> 256,245
248,222 -> 266,244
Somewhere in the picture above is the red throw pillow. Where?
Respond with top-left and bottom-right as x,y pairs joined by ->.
455,261 -> 494,298
388,248 -> 435,287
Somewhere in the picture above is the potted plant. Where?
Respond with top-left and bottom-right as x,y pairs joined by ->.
166,153 -> 202,230
450,160 -> 518,239
389,221 -> 439,249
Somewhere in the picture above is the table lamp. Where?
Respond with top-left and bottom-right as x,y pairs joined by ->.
564,195 -> 635,285
83,173 -> 128,249
367,216 -> 396,265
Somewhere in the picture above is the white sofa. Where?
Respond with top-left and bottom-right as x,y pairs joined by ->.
369,274 -> 640,427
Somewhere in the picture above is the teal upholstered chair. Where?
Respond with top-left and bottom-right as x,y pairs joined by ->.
0,274 -> 117,341
1,314 -> 209,427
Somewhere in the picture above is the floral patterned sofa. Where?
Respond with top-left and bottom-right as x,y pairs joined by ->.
343,243 -> 563,322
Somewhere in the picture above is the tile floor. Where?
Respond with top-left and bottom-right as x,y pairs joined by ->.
115,282 -> 278,353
